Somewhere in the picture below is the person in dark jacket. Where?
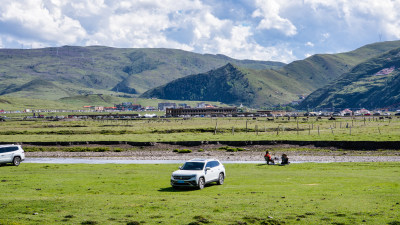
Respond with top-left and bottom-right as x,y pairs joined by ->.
281,154 -> 290,165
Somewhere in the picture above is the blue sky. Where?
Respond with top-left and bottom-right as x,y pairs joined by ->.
0,0 -> 400,63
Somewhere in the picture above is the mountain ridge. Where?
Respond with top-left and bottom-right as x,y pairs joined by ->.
298,47 -> 400,110
141,41 -> 400,107
0,46 -> 283,99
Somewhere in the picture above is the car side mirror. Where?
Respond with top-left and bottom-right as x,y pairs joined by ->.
206,167 -> 211,171
179,166 -> 182,169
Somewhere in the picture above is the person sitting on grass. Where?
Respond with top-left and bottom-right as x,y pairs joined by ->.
264,151 -> 274,165
281,154 -> 290,165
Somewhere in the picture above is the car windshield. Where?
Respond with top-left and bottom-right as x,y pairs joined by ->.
181,162 -> 205,170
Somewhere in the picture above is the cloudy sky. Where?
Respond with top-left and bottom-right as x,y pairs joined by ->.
0,0 -> 400,63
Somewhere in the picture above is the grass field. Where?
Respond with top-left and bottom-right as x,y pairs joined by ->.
0,95 -> 228,112
0,163 -> 399,225
0,117 -> 399,143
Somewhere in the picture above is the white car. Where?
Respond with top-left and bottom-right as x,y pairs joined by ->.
171,159 -> 226,189
0,145 -> 25,166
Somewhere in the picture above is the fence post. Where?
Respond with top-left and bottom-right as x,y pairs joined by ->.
256,125 -> 258,135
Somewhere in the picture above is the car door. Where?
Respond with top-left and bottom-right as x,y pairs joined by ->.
207,161 -> 221,182
0,147 -> 8,163
204,161 -> 216,182
211,161 -> 223,180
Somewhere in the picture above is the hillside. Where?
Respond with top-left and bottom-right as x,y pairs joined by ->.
0,46 -> 283,100
141,41 -> 400,107
142,63 -> 307,107
298,47 -> 400,110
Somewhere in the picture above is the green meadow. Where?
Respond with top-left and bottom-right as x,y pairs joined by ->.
0,163 -> 399,225
0,117 -> 399,142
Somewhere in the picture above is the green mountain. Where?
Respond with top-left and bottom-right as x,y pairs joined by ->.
141,41 -> 400,107
298,48 -> 400,110
141,63 -> 305,107
0,46 -> 283,100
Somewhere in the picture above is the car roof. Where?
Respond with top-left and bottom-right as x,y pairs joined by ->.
187,159 -> 219,162
0,144 -> 20,147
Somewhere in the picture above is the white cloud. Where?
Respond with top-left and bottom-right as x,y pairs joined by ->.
1,0 -> 400,63
305,42 -> 314,47
252,0 -> 297,36
199,25 -> 295,62
304,53 -> 313,58
305,0 -> 400,39
0,0 -> 86,45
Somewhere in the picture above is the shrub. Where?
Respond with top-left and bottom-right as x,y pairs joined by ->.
178,149 -> 192,153
113,148 -> 123,152
173,149 -> 192,153
226,147 -> 238,152
219,146 -> 246,152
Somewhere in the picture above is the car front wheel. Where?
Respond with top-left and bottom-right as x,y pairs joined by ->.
198,177 -> 205,189
217,173 -> 224,185
12,157 -> 21,166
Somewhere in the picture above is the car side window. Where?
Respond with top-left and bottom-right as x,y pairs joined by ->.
213,161 -> 220,168
205,162 -> 212,168
0,147 -> 19,153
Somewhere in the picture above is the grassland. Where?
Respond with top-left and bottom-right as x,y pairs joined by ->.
0,95 -> 228,112
0,163 -> 399,224
0,116 -> 399,143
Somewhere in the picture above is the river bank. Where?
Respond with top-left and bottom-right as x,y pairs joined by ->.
25,143 -> 400,163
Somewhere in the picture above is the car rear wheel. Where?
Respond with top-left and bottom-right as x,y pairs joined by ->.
217,173 -> 224,185
12,157 -> 21,166
198,177 -> 205,189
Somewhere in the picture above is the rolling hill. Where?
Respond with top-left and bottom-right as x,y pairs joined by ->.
0,46 -> 283,100
141,63 -> 305,107
298,47 -> 400,110
141,41 -> 400,107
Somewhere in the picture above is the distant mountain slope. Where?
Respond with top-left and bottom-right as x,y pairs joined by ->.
141,63 -> 306,107
276,40 -> 400,91
141,41 -> 400,107
298,47 -> 400,109
0,46 -> 283,99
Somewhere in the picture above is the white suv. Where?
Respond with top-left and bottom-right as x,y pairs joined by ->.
0,145 -> 25,166
171,159 -> 226,189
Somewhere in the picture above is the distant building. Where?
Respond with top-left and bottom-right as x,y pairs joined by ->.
340,109 -> 353,116
197,102 -> 206,108
94,106 -> 104,111
355,108 -> 370,115
115,102 -> 142,111
166,107 -> 237,117
178,103 -> 190,108
158,102 -> 177,110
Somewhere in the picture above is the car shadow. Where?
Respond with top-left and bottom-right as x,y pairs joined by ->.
158,187 -> 198,192
0,164 -> 16,167
158,183 -> 218,192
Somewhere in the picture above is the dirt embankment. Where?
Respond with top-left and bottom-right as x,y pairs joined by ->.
5,140 -> 400,150
24,143 -> 400,163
